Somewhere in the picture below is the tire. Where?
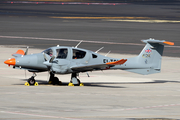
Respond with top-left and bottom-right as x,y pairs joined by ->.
52,77 -> 59,85
28,77 -> 35,85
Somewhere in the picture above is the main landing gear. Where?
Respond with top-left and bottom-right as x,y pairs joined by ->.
68,73 -> 84,86
48,72 -> 61,85
24,72 -> 38,86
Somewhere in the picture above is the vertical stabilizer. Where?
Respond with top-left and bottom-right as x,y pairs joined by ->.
124,38 -> 174,75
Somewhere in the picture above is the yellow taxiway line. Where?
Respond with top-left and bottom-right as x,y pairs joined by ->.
50,16 -> 180,23
106,19 -> 180,23
50,16 -> 151,19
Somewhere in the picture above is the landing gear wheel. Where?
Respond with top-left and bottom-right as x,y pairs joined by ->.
52,77 -> 60,85
69,73 -> 83,86
28,76 -> 35,85
49,73 -> 60,85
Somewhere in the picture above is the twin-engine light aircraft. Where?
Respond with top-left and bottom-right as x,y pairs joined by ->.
4,38 -> 174,86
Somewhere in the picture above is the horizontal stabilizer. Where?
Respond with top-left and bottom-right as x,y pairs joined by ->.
141,38 -> 174,46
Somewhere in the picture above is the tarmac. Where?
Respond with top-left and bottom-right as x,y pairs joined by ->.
0,46 -> 180,120
0,2 -> 180,120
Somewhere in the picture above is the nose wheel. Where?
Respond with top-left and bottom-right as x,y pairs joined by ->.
28,76 -> 35,85
25,73 -> 38,86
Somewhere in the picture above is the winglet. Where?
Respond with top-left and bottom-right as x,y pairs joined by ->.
163,41 -> 174,46
106,59 -> 127,65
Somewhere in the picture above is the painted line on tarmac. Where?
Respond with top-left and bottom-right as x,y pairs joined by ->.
105,19 -> 180,23
0,111 -> 86,120
0,35 -> 180,48
3,1 -> 128,5
50,16 -> 150,19
97,103 -> 180,112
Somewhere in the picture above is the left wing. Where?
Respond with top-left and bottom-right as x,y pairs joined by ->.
71,59 -> 127,72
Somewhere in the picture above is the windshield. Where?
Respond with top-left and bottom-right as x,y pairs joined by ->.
42,48 -> 53,56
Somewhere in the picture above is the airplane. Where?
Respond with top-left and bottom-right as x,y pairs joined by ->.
4,38 -> 174,86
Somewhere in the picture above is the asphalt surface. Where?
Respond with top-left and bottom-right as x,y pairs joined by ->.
1,47 -> 180,120
0,3 -> 180,57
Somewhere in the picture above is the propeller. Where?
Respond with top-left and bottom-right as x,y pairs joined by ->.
43,53 -> 56,69
49,56 -> 55,63
43,53 -> 56,82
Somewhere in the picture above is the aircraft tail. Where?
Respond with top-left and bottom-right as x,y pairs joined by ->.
124,38 -> 174,75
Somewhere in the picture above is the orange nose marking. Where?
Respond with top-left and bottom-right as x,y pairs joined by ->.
4,58 -> 16,66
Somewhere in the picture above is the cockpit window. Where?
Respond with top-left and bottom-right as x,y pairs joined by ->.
56,48 -> 68,59
72,49 -> 86,59
42,48 -> 53,56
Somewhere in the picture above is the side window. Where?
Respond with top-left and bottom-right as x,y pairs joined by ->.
43,48 -> 53,56
56,48 -> 68,59
72,49 -> 86,59
92,54 -> 97,58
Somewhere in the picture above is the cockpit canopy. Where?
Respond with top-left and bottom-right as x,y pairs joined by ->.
42,48 -> 53,57
56,48 -> 68,59
42,47 -> 87,59
72,49 -> 86,59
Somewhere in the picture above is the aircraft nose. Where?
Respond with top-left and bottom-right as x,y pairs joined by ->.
4,58 -> 16,66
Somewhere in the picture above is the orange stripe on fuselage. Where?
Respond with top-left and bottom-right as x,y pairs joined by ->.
106,59 -> 127,65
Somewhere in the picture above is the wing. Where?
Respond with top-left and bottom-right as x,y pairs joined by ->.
71,59 -> 127,72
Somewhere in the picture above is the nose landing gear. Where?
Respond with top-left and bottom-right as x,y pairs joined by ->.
24,73 -> 38,86
48,72 -> 61,85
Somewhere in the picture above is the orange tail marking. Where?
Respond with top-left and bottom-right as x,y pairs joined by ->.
163,41 -> 174,46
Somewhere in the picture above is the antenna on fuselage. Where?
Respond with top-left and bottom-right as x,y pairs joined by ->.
75,40 -> 83,48
25,46 -> 29,55
95,47 -> 104,53
105,51 -> 111,56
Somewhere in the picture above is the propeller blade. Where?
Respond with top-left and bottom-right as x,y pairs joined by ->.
49,56 -> 55,63
43,52 -> 48,61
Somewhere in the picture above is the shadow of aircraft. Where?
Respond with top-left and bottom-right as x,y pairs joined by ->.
13,79 -> 180,88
